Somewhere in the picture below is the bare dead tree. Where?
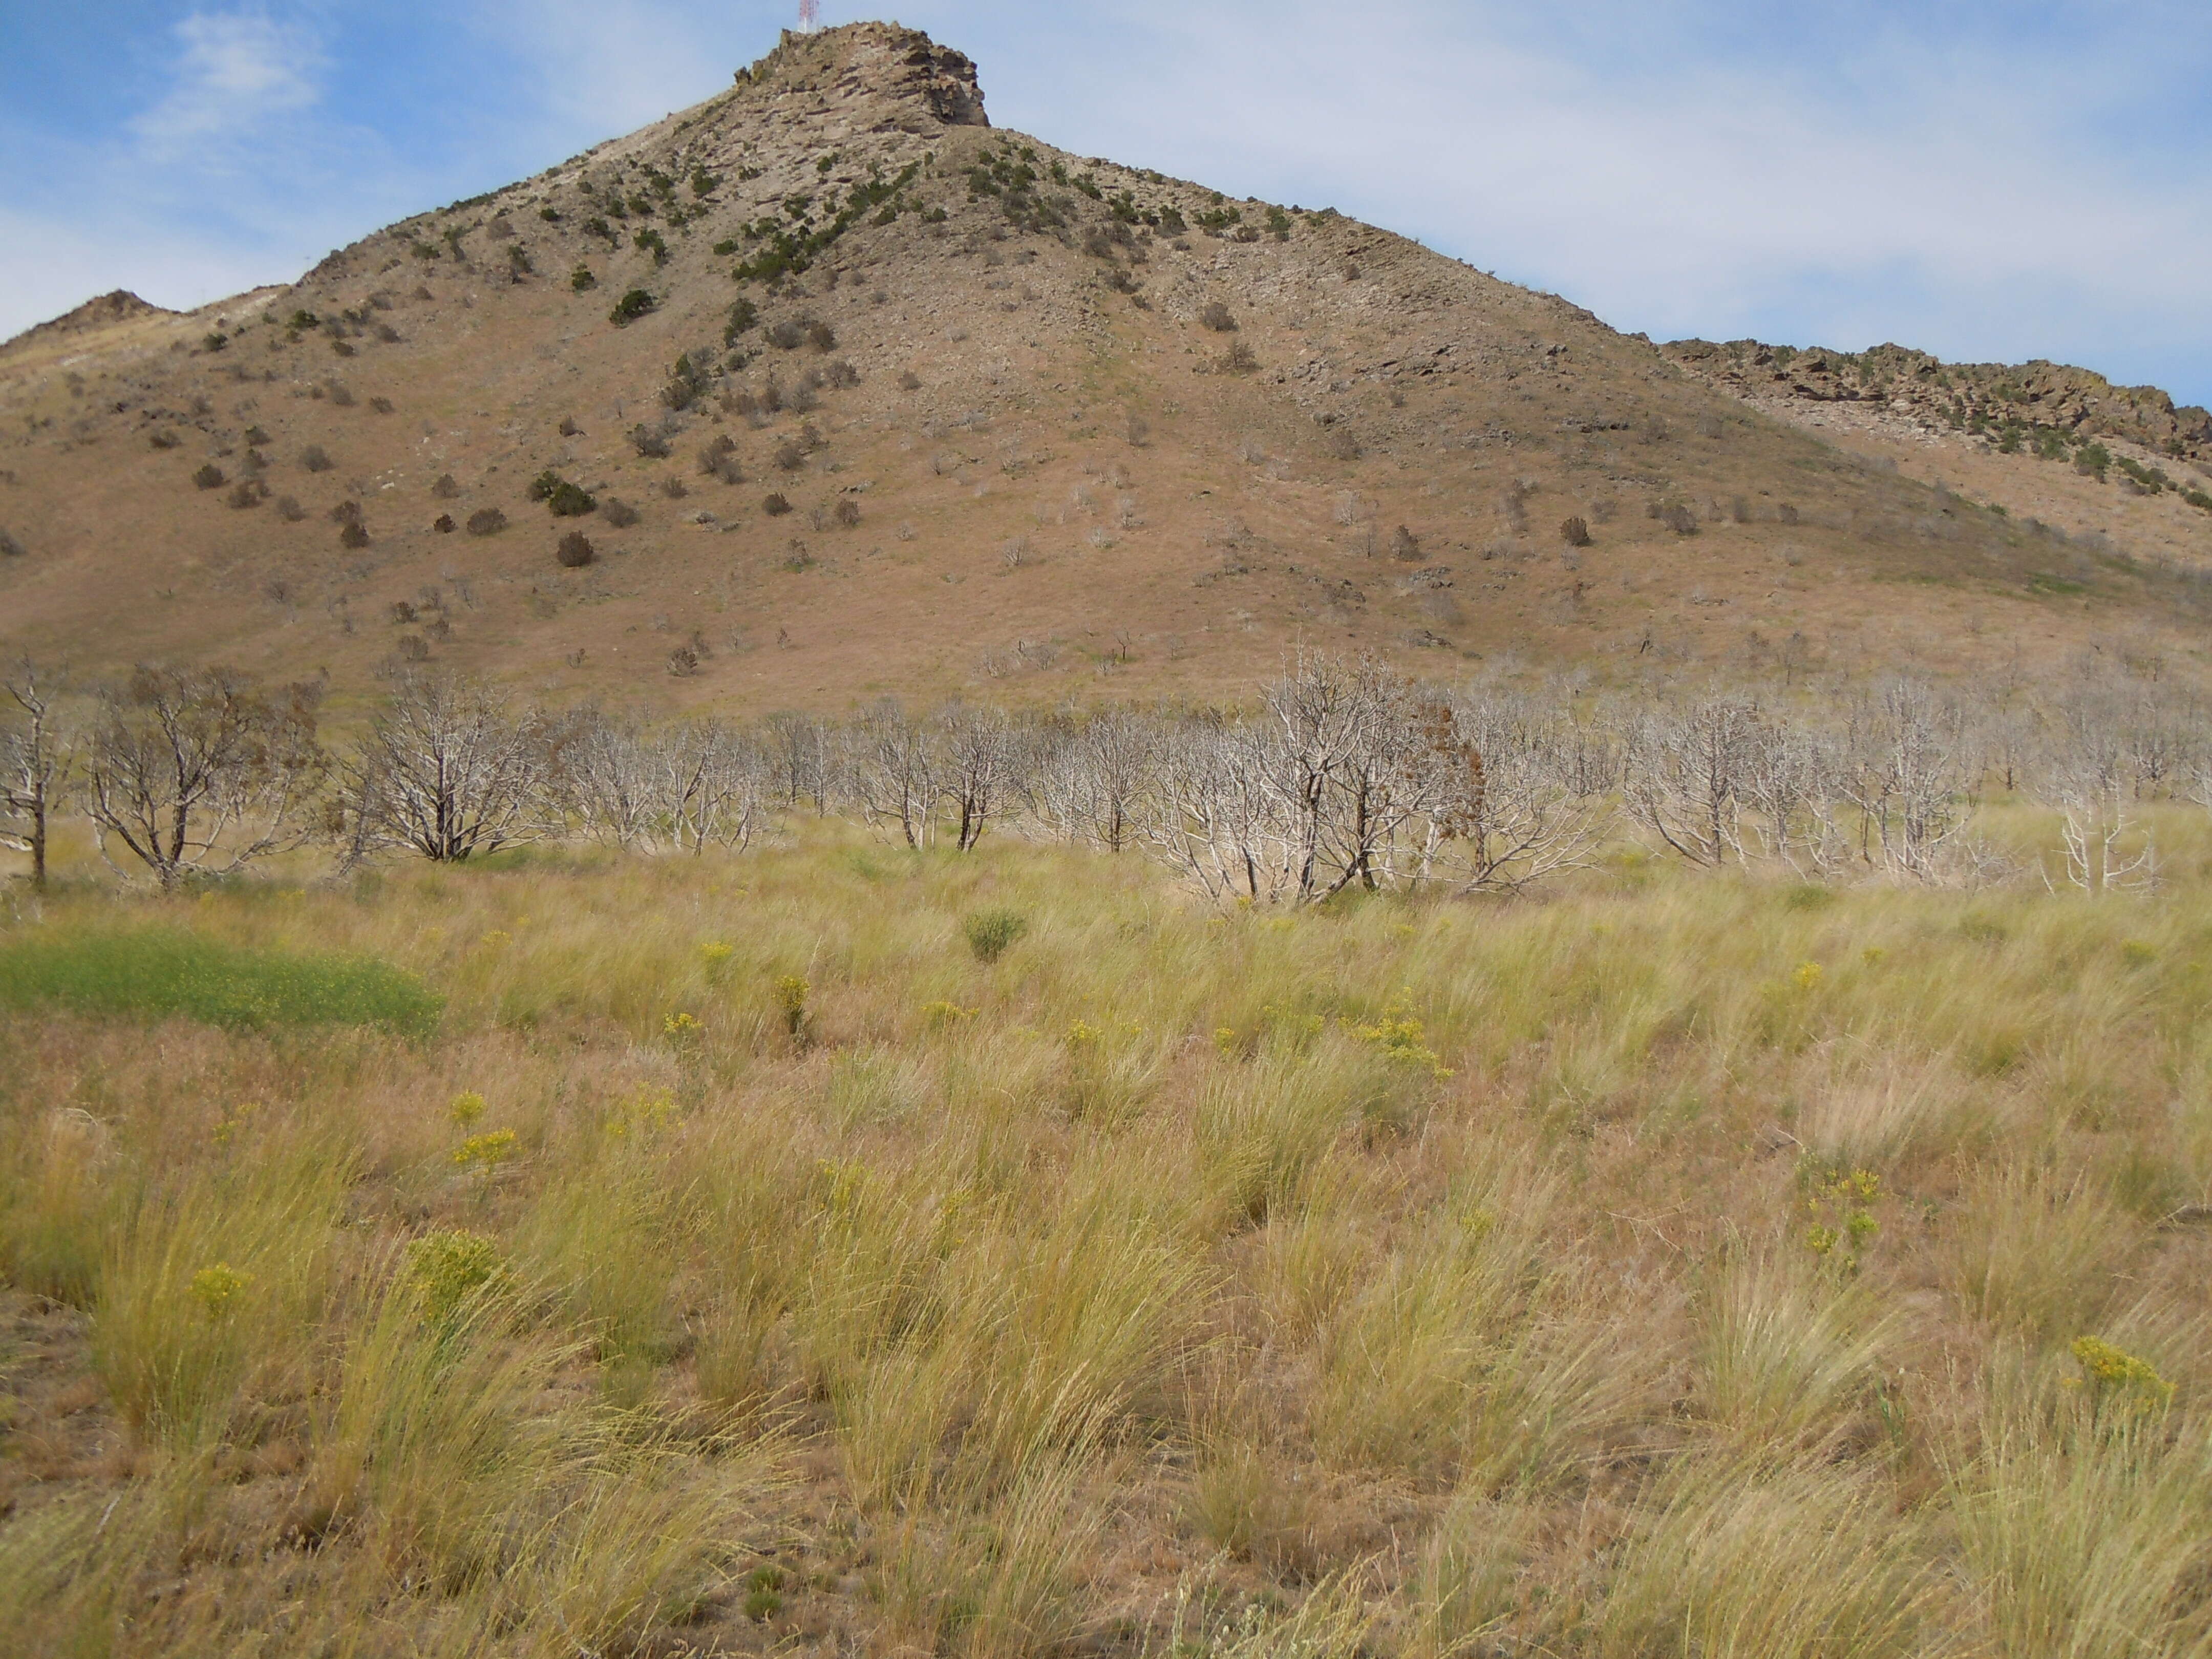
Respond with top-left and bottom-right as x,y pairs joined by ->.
1838,680 -> 1976,882
851,698 -> 937,849
344,677 -> 547,862
1141,712 -> 1297,904
1623,699 -> 1757,865
1030,706 -> 1161,853
1737,716 -> 1845,876
1262,652 -> 1389,901
2,658 -> 70,889
651,719 -> 760,853
763,709 -> 832,813
938,702 -> 1014,852
2043,690 -> 2156,892
558,706 -> 658,849
82,666 -> 325,888
1428,691 -> 1607,890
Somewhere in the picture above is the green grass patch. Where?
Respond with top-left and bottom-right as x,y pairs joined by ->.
0,930 -> 441,1036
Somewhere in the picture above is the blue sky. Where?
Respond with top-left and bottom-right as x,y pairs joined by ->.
4,2 -> 2207,407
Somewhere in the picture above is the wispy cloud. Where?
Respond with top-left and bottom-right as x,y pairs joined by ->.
458,0 -> 745,144
129,11 -> 328,157
925,0 -> 2212,400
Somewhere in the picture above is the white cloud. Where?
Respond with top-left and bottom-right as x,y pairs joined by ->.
129,11 -> 327,156
936,0 -> 2212,400
459,0 -> 739,142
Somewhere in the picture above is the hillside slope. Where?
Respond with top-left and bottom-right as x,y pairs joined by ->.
4,22 -> 2210,713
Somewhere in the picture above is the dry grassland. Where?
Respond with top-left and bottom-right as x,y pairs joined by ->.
7,809 -> 2212,1655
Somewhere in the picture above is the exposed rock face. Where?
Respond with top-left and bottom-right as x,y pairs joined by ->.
0,290 -> 175,355
1666,336 -> 2210,462
743,23 -> 987,129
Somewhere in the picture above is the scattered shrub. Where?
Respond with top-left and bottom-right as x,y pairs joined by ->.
1561,515 -> 1592,547
556,530 -> 595,567
149,430 -> 180,450
243,424 -> 271,445
1200,301 -> 1237,332
405,1229 -> 503,1322
328,385 -> 355,408
225,481 -> 266,509
571,265 -> 598,293
774,441 -> 805,472
1221,339 -> 1258,373
558,416 -> 581,437
666,644 -> 701,677
600,498 -> 639,528
662,353 -> 712,412
1389,525 -> 1421,561
806,321 -> 837,352
963,908 -> 1027,963
302,445 -> 333,473
192,463 -> 226,490
0,527 -> 25,558
762,493 -> 792,517
368,396 -> 394,414
898,370 -> 922,391
631,424 -> 673,459
540,474 -> 598,517
431,473 -> 460,499
608,288 -> 656,325
1656,500 -> 1699,535
698,434 -> 737,476
466,507 -> 507,536
767,320 -> 805,350
339,520 -> 370,549
825,358 -> 860,389
275,496 -> 305,522
833,497 -> 861,528
433,513 -> 456,533
723,296 -> 759,344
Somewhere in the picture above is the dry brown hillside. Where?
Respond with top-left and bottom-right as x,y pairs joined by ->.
4,20 -> 2211,714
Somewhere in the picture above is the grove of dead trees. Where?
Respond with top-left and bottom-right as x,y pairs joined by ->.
1,655 -> 2203,901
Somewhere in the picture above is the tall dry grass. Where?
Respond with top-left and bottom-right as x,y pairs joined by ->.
7,812 -> 2212,1651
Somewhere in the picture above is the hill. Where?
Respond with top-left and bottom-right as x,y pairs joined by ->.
2,20 -> 2210,713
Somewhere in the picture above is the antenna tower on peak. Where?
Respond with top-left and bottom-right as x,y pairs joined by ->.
798,0 -> 820,29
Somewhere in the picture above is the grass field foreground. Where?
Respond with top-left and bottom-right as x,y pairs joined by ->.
5,816 -> 2212,1653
